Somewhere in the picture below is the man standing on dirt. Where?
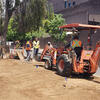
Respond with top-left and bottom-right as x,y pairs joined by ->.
33,38 -> 40,60
25,41 -> 31,61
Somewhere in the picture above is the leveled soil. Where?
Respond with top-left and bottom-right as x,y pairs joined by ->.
0,59 -> 100,100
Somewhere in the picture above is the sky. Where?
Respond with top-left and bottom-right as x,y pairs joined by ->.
0,0 -> 16,17
20,0 -> 23,2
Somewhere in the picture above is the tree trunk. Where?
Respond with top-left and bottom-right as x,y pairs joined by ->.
3,13 -> 9,46
2,8 -> 11,57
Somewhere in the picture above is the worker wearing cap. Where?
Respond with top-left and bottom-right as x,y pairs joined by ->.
26,41 -> 31,61
33,38 -> 40,59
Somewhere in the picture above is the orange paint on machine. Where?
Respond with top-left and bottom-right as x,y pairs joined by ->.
40,23 -> 100,77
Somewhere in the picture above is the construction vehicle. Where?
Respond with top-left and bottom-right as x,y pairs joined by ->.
40,44 -> 65,69
41,23 -> 100,77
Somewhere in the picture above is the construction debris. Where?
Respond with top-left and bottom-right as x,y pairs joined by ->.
32,60 -> 45,66
16,50 -> 24,61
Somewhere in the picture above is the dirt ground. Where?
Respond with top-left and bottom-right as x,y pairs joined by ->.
0,59 -> 100,100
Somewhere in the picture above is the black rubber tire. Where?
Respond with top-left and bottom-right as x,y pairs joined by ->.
56,54 -> 72,77
83,73 -> 93,78
44,60 -> 52,70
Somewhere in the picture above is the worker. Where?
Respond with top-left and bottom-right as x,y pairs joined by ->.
33,38 -> 40,60
47,42 -> 53,48
40,42 -> 53,61
46,42 -> 53,53
15,40 -> 20,49
25,41 -> 31,61
71,34 -> 83,60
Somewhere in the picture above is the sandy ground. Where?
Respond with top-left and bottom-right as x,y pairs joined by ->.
0,59 -> 100,100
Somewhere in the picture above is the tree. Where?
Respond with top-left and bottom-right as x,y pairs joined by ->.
6,0 -> 47,42
7,17 -> 18,41
0,1 -> 1,12
45,14 -> 66,43
1,0 -> 20,46
1,0 -> 47,43
16,0 -> 47,33
31,0 -> 47,31
0,1 -> 3,36
47,3 -> 54,21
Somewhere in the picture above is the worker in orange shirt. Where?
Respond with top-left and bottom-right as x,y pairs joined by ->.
71,34 -> 83,60
65,34 -> 83,61
26,41 -> 31,61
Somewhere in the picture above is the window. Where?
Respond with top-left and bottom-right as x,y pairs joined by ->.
73,1 -> 76,6
68,2 -> 71,7
64,1 -> 67,8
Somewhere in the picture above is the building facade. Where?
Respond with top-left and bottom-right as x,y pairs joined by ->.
48,0 -> 89,12
48,0 -> 100,48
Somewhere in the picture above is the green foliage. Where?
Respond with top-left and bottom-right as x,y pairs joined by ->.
6,0 -> 66,45
7,0 -> 47,42
7,17 -> 26,41
25,27 -> 46,40
31,0 -> 47,30
15,0 -> 47,33
7,18 -> 46,41
44,4 -> 66,43
47,3 -> 54,21
43,19 -> 50,32
45,14 -> 66,42
7,18 -> 17,41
